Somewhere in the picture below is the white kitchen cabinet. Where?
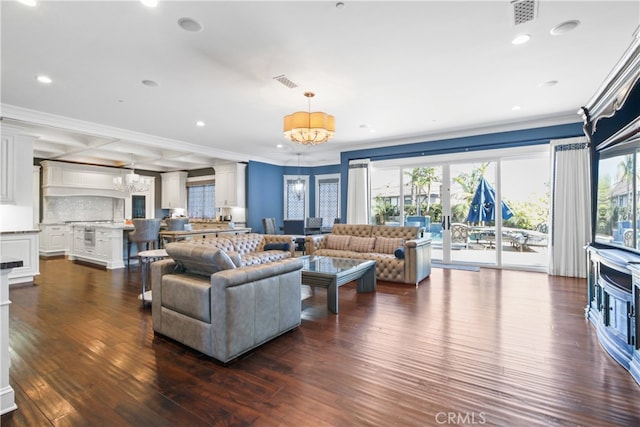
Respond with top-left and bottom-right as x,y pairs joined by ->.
215,163 -> 246,208
161,171 -> 188,209
39,223 -> 68,257
1,134 -> 15,204
68,224 -> 125,269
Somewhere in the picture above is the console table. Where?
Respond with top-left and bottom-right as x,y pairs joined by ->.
1,257 -> 22,415
159,227 -> 251,246
586,245 -> 640,385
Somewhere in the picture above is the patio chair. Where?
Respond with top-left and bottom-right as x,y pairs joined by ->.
451,223 -> 469,249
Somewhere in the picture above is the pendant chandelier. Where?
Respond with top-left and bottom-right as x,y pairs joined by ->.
283,92 -> 335,145
113,157 -> 151,194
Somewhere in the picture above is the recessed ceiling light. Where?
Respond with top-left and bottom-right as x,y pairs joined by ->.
196,121 -> 205,127
550,20 -> 580,36
512,105 -> 521,111
277,144 -> 283,148
539,80 -> 559,88
141,79 -> 158,87
512,34 -> 531,45
36,75 -> 52,84
140,0 -> 158,7
18,0 -> 37,6
178,17 -> 203,32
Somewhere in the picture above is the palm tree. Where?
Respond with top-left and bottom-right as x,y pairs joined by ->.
453,162 -> 489,205
404,167 -> 439,216
617,155 -> 634,221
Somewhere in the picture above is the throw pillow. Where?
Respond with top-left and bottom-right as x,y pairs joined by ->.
326,234 -> 352,250
350,236 -> 376,253
375,237 -> 405,254
166,243 -> 236,276
394,247 -> 405,259
264,242 -> 291,252
226,251 -> 243,267
212,249 -> 237,271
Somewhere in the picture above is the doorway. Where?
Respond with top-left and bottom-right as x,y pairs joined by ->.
132,195 -> 146,219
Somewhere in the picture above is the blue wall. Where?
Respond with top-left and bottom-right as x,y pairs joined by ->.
248,123 -> 584,231
246,161 -> 284,233
247,161 -> 340,232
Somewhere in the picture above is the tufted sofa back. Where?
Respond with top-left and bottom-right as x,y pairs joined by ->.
371,225 -> 420,239
331,224 -> 372,237
332,224 -> 420,240
189,233 -> 293,257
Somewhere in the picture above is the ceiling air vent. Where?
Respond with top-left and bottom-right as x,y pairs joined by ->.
273,74 -> 298,89
511,0 -> 537,25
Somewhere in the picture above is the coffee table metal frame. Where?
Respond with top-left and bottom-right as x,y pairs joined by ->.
137,249 -> 169,306
300,255 -> 376,314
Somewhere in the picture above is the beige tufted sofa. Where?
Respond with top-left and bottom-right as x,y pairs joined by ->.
304,224 -> 432,285
180,233 -> 296,265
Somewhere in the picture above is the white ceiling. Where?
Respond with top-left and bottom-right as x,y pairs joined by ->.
1,0 -> 639,171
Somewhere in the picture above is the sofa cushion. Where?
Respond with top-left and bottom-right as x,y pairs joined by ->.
165,243 -> 237,276
350,236 -> 376,253
326,234 -> 352,250
161,273 -> 211,323
241,251 -> 292,266
375,236 -> 405,254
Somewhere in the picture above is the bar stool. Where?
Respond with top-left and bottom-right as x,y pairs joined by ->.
127,218 -> 161,267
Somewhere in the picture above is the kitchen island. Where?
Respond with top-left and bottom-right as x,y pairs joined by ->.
68,222 -> 133,269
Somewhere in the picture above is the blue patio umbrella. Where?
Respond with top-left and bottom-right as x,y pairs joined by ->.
466,177 -> 514,224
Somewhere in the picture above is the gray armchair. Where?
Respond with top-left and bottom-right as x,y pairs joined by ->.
127,218 -> 162,266
262,217 -> 277,234
165,217 -> 189,231
283,220 -> 304,235
305,217 -> 323,235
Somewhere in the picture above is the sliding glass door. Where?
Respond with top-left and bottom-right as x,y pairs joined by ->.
370,146 -> 550,271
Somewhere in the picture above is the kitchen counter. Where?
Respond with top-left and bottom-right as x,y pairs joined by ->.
65,222 -> 134,230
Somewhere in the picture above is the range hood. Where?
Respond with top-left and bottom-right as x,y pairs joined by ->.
42,160 -> 133,198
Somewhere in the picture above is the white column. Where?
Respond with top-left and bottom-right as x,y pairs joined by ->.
0,259 -> 21,415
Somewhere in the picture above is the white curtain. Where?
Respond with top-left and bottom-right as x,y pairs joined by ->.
549,136 -> 591,277
346,159 -> 370,224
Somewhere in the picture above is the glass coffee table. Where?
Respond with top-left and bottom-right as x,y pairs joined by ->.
300,255 -> 376,314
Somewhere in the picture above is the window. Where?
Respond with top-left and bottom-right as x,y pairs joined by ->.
596,148 -> 638,250
187,176 -> 216,219
284,175 -> 308,219
316,174 -> 340,226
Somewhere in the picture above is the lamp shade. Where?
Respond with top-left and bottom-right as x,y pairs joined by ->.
283,92 -> 335,145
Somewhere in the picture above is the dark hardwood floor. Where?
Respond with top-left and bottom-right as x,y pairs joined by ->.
2,258 -> 640,426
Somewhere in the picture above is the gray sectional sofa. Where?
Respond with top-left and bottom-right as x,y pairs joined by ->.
151,234 -> 302,364
304,224 -> 432,285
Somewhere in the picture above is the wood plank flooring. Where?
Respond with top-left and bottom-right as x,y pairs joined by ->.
2,257 -> 640,426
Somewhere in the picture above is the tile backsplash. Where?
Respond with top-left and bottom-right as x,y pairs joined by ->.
43,196 -> 124,223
